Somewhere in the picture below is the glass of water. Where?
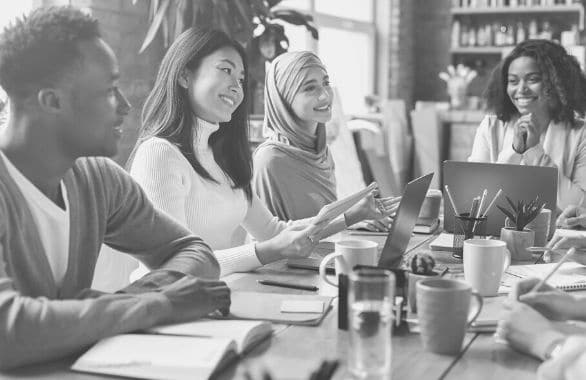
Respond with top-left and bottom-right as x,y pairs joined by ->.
348,267 -> 394,380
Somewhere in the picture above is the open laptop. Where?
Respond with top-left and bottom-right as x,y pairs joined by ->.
287,172 -> 434,272
443,161 -> 557,237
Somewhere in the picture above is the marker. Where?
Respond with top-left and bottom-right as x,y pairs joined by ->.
258,280 -> 318,292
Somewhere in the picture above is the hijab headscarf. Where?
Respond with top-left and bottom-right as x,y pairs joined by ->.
253,51 -> 337,220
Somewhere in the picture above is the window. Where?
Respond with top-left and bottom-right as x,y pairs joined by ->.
275,0 -> 380,114
0,1 -> 33,30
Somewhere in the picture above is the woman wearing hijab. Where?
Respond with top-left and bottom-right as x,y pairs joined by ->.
127,30 -> 398,278
254,51 -> 335,221
254,51 -> 392,231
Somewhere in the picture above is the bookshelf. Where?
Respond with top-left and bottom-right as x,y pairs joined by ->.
451,2 -> 585,58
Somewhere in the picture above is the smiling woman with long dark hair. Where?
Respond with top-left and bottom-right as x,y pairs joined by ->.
468,39 -> 586,210
126,29 -> 397,278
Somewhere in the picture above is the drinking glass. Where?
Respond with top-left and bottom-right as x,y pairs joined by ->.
348,268 -> 394,380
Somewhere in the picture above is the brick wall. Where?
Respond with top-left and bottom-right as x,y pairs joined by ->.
413,0 -> 451,103
386,0 -> 452,107
388,0 -> 415,106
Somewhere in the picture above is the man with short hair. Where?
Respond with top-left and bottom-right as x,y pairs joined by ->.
0,6 -> 230,369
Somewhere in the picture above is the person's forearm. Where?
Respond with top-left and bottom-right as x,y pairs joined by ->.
0,289 -> 171,370
314,216 -> 347,240
254,240 -> 282,265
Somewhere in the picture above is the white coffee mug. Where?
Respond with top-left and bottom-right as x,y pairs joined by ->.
463,239 -> 510,297
319,240 -> 378,287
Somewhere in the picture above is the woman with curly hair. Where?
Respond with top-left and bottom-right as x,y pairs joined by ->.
468,39 -> 586,210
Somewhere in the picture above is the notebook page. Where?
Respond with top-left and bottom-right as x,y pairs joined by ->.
504,262 -> 586,290
72,334 -> 234,380
148,319 -> 272,353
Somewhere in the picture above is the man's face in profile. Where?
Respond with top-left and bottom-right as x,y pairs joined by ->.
55,38 -> 130,158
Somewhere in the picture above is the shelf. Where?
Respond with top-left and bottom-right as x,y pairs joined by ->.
452,5 -> 584,15
450,46 -> 510,54
452,4 -> 585,28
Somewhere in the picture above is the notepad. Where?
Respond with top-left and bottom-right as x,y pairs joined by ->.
213,291 -> 334,326
429,232 -> 455,252
72,334 -> 236,380
280,300 -> 324,313
312,182 -> 377,227
503,262 -> 586,291
72,319 -> 273,380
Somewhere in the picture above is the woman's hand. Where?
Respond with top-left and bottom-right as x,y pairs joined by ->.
556,205 -> 586,229
512,113 -> 540,153
344,192 -> 401,227
496,300 -> 566,360
544,232 -> 586,264
255,224 -> 320,263
510,278 -> 578,321
351,217 -> 394,233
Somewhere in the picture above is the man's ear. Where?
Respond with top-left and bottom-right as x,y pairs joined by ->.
178,69 -> 190,89
37,88 -> 62,114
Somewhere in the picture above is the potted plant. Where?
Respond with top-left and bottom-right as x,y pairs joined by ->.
497,196 -> 545,261
407,252 -> 438,313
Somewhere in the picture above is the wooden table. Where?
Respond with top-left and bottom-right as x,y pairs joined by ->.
0,231 -> 544,380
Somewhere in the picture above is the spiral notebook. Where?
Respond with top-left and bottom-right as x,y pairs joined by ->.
503,262 -> 586,291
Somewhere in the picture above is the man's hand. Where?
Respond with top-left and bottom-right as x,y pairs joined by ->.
160,276 -> 231,323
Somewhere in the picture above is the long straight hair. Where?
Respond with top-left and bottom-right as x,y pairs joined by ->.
129,28 -> 252,200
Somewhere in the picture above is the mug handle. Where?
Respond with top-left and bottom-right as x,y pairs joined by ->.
466,291 -> 484,327
319,252 -> 342,287
502,248 -> 511,273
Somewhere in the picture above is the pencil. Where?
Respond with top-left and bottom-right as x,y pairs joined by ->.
257,279 -> 318,292
480,189 -> 502,217
528,247 -> 576,294
444,185 -> 460,215
476,189 -> 487,218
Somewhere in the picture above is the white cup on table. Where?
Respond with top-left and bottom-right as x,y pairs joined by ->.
319,240 -> 378,287
463,239 -> 510,297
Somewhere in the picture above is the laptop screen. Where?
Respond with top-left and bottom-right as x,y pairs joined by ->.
378,173 -> 434,269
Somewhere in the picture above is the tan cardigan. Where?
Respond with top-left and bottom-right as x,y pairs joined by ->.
0,156 -> 219,369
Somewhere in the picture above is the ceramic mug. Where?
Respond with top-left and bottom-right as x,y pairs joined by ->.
416,279 -> 483,355
319,240 -> 378,287
463,239 -> 510,297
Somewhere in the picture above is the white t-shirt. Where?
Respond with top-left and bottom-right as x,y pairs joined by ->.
0,151 -> 69,287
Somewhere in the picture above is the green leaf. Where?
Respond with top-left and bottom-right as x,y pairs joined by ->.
505,196 -> 516,212
140,0 -> 171,53
497,205 -> 517,226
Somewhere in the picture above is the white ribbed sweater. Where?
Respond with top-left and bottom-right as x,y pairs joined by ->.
130,118 -> 307,276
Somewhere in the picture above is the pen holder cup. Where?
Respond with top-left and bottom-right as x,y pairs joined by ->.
452,213 -> 487,260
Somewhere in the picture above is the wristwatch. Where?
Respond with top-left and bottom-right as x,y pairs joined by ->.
543,338 -> 566,360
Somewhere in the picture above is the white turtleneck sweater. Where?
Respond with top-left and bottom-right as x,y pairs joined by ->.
129,118 -> 313,277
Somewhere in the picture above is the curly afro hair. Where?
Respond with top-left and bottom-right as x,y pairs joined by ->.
484,39 -> 586,127
0,6 -> 100,99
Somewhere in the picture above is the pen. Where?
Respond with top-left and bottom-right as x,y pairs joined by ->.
528,247 -> 576,294
477,189 -> 487,218
257,279 -> 318,292
480,189 -> 502,217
